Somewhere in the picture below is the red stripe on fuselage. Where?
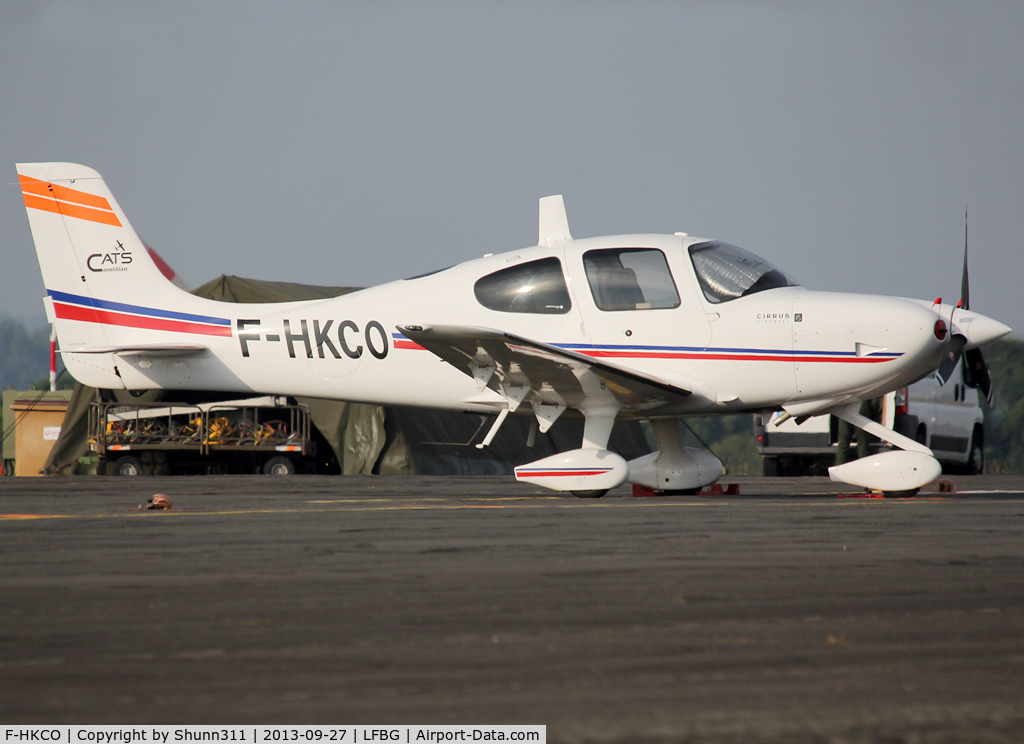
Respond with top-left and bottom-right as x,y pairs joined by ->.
54,302 -> 233,337
394,339 -> 427,351
517,470 -> 611,477
581,350 -> 893,363
395,342 -> 892,363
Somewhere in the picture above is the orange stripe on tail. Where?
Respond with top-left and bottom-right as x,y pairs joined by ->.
19,174 -> 114,210
22,192 -> 122,227
20,174 -> 122,227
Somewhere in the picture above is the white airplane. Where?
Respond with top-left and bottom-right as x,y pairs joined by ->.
18,162 -> 1012,496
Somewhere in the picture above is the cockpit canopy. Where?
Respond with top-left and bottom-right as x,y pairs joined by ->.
688,241 -> 799,304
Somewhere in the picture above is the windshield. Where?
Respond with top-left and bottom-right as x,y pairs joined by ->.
688,241 -> 799,303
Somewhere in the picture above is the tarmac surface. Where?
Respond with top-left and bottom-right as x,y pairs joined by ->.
2,474 -> 1024,743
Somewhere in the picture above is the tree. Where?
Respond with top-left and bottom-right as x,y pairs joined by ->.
982,338 -> 1024,473
0,319 -> 54,391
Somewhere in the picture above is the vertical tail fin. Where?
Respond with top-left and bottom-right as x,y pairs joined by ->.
19,163 -> 186,322
18,162 -> 229,388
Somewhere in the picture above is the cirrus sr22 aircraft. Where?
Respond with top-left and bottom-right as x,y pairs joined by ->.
17,162 -> 1011,496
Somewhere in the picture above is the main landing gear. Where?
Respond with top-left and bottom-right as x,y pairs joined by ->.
825,401 -> 942,496
514,413 -> 724,497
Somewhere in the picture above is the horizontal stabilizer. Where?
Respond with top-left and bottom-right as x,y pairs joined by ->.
61,344 -> 208,357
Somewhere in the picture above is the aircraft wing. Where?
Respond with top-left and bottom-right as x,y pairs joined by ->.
397,324 -> 691,412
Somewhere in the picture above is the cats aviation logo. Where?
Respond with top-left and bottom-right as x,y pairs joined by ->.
87,240 -> 133,272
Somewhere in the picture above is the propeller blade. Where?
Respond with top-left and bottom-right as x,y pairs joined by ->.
947,208 -> 999,406
965,347 -> 993,404
960,208 -> 970,311
935,333 -> 967,386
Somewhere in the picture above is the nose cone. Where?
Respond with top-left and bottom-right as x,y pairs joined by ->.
958,312 -> 1012,349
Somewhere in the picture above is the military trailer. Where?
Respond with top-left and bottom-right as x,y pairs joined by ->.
89,396 -> 314,475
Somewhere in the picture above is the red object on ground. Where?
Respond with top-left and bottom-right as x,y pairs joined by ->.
146,494 -> 173,510
632,483 -> 740,497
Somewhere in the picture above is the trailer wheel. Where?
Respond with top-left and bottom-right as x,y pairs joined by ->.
263,456 -> 296,475
111,455 -> 143,476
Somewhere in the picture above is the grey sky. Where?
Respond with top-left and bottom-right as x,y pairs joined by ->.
2,1 -> 1022,337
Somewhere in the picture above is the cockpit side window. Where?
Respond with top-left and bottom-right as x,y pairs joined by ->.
688,241 -> 799,304
474,257 -> 571,314
583,248 -> 680,311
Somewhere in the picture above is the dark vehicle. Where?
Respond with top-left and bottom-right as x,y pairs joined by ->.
90,397 -> 314,475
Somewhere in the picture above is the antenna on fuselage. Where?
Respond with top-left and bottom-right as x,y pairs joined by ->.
538,195 -> 572,246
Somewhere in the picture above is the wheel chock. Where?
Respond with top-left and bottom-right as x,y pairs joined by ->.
837,490 -> 884,499
632,483 -> 741,498
698,483 -> 740,496
632,484 -> 665,498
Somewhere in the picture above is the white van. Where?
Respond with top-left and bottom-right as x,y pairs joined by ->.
905,358 -> 985,474
756,358 -> 984,476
